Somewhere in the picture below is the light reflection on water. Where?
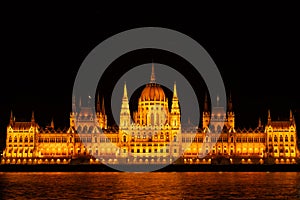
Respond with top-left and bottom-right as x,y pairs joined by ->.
0,172 -> 300,199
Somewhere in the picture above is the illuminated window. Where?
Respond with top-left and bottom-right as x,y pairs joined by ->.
291,135 -> 294,142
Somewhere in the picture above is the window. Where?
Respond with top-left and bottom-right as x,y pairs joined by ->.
269,137 -> 272,142
291,135 -> 294,142
14,137 -> 17,143
9,136 -> 12,143
25,137 -> 28,143
174,149 -> 177,153
285,135 -> 288,142
280,135 -> 283,142
100,138 -> 105,143
19,137 -> 23,143
274,136 -> 278,142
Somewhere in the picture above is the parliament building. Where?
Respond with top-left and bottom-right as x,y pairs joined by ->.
1,66 -> 299,165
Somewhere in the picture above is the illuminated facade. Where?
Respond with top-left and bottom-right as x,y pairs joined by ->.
1,66 -> 299,165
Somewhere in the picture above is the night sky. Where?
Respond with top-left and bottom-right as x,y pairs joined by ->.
0,4 -> 299,149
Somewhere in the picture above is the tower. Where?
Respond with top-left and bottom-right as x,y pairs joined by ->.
96,94 -> 107,129
170,82 -> 180,128
202,93 -> 210,129
70,95 -> 76,128
120,82 -> 131,129
226,92 -> 235,129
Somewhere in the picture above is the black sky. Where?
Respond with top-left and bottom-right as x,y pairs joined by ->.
0,4 -> 299,149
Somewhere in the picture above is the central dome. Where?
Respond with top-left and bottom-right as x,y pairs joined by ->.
140,83 -> 165,101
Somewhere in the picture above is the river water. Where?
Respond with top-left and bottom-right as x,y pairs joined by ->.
1,172 -> 299,199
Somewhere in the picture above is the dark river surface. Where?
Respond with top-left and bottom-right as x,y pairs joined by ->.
1,172 -> 300,199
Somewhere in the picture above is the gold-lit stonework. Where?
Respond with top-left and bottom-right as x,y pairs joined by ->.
1,65 -> 299,165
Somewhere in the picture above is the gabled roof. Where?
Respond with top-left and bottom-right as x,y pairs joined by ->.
269,121 -> 291,129
10,122 -> 33,130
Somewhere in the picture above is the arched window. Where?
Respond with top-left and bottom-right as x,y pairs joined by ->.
291,135 -> 294,142
217,125 -> 221,133
19,136 -> 23,143
88,126 -> 93,133
156,113 -> 159,125
285,135 -> 288,142
269,136 -> 272,142
9,136 -> 12,143
83,126 -> 88,133
173,135 -> 177,142
14,136 -> 17,143
274,135 -> 278,142
123,135 -> 127,142
25,136 -> 28,143
30,136 -> 33,143
151,113 -> 154,125
280,135 -> 283,142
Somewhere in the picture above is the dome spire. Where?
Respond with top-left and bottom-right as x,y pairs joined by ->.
173,82 -> 177,98
150,63 -> 156,83
123,82 -> 128,99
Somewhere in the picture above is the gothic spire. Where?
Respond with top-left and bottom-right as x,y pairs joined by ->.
10,110 -> 14,124
227,92 -> 233,112
204,93 -> 209,112
101,96 -> 106,115
51,118 -> 54,129
290,109 -> 293,122
173,82 -> 177,98
31,110 -> 35,123
150,63 -> 156,83
258,117 -> 262,128
123,82 -> 128,99
97,93 -> 101,113
72,95 -> 76,113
